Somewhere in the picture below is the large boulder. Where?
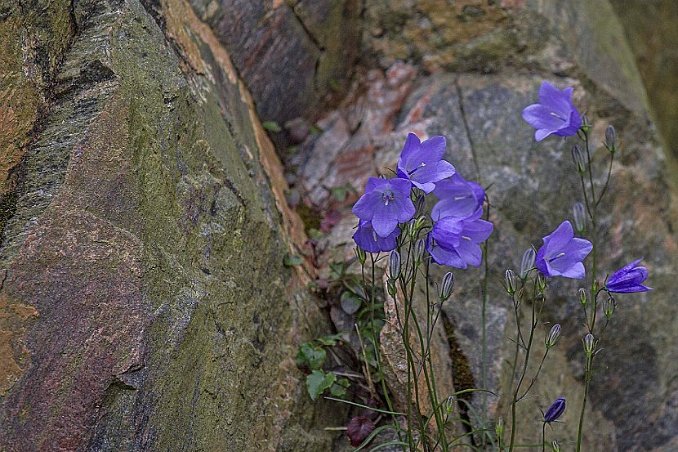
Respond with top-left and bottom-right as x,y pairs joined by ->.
0,0 -> 340,450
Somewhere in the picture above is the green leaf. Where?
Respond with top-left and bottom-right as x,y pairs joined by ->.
306,370 -> 336,401
315,334 -> 343,347
283,254 -> 303,267
296,342 -> 326,370
262,121 -> 282,133
329,377 -> 350,398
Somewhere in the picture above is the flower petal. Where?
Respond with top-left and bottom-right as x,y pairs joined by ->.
352,191 -> 381,220
455,237 -> 483,267
427,237 -> 467,269
522,104 -> 565,131
372,209 -> 399,238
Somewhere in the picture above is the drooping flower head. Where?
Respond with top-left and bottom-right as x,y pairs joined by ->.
522,81 -> 582,142
352,177 -> 415,237
353,220 -> 400,253
396,133 -> 456,193
543,397 -> 566,423
605,259 -> 651,293
431,174 -> 486,221
427,207 -> 493,269
535,220 -> 592,279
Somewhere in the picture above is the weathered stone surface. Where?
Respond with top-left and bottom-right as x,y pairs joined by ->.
0,0 -> 340,450
610,0 -> 678,159
193,0 -> 361,126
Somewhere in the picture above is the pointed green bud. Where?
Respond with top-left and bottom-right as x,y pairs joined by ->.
536,273 -> 547,293
414,238 -> 425,263
583,333 -> 595,356
520,248 -> 536,279
605,125 -> 616,152
355,246 -> 367,266
546,323 -> 561,348
578,288 -> 587,306
505,269 -> 516,295
440,272 -> 454,301
387,279 -> 397,297
389,250 -> 401,279
495,418 -> 504,439
581,113 -> 591,132
572,145 -> 586,173
552,440 -> 561,452
604,296 -> 616,319
573,202 -> 586,233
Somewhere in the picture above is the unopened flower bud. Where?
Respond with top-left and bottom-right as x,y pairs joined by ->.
355,246 -> 367,265
581,113 -> 591,131
572,145 -> 585,173
520,248 -> 536,279
578,288 -> 587,306
573,202 -> 586,233
543,397 -> 566,423
604,296 -> 616,319
583,333 -> 595,355
414,192 -> 426,213
440,272 -> 454,301
414,238 -> 425,263
605,125 -> 616,152
389,251 -> 401,279
387,279 -> 397,297
536,273 -> 547,293
552,440 -> 561,452
505,269 -> 517,294
495,418 -> 504,439
546,323 -> 561,348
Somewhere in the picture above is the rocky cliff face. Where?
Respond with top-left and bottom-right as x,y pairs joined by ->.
1,0 -> 676,450
0,0 -> 341,450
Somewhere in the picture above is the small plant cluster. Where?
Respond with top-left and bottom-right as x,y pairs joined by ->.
297,81 -> 650,451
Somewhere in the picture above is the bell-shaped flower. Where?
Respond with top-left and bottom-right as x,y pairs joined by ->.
353,220 -> 399,253
522,81 -> 582,141
427,208 -> 493,269
431,174 -> 486,221
605,259 -> 651,293
396,133 -> 455,193
535,220 -> 592,279
352,177 -> 415,237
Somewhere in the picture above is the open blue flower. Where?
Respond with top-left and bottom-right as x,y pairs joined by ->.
522,81 -> 582,141
431,174 -> 486,221
353,220 -> 400,253
427,208 -> 493,269
352,177 -> 415,237
535,221 -> 592,279
605,259 -> 651,293
396,133 -> 455,193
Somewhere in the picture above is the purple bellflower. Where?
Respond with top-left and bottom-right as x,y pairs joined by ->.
522,81 -> 582,142
535,220 -> 592,279
427,207 -> 493,269
396,133 -> 456,193
352,177 -> 415,237
543,397 -> 566,423
605,259 -> 651,293
431,174 -> 486,221
353,220 -> 399,253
